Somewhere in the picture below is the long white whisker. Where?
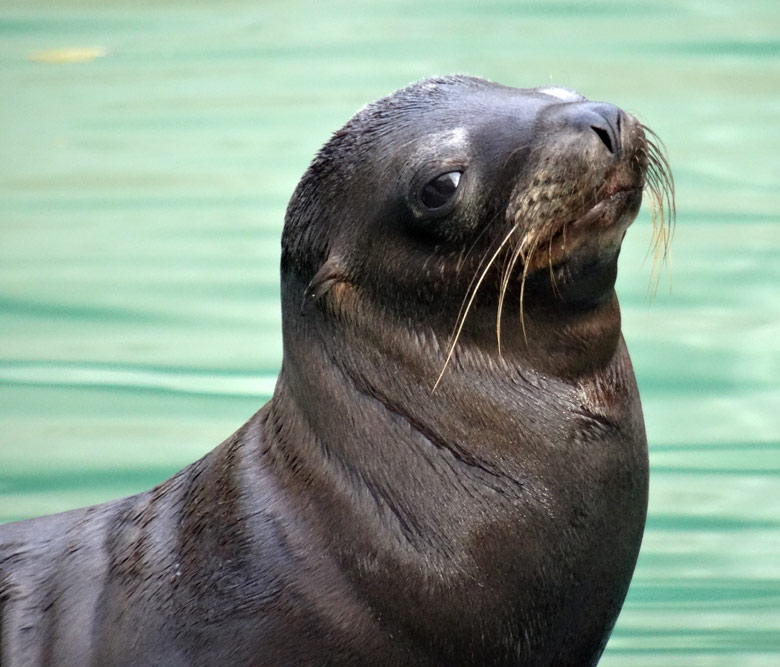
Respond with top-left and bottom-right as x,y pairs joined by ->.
432,223 -> 520,392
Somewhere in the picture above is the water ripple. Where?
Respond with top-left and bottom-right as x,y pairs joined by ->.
0,361 -> 276,398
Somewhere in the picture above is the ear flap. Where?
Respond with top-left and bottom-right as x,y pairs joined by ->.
302,256 -> 348,314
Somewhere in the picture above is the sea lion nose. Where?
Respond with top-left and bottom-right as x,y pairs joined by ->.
587,103 -> 622,155
561,102 -> 623,156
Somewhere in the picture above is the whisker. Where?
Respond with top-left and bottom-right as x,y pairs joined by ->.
517,237 -> 540,343
433,222 -> 520,392
548,236 -> 561,299
501,141 -> 533,170
448,209 -> 506,351
496,223 -> 526,355
640,125 -> 676,294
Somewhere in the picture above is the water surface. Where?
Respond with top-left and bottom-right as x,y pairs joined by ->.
1,1 -> 778,664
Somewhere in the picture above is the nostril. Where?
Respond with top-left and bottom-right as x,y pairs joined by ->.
557,102 -> 623,156
591,125 -> 614,154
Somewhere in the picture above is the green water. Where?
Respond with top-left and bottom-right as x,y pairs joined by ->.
1,1 -> 778,664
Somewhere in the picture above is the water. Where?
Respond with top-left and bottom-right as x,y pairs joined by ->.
1,1 -> 778,663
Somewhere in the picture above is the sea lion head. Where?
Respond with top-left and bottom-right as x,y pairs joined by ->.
281,75 -> 673,381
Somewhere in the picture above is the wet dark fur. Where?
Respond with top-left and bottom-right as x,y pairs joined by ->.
0,76 -> 673,666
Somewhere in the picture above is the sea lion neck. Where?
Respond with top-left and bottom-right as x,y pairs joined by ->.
282,257 -> 624,392
272,273 -> 625,475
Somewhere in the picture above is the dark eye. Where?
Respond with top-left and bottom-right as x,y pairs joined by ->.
420,171 -> 462,210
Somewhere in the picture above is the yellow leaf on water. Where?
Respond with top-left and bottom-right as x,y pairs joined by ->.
28,47 -> 108,64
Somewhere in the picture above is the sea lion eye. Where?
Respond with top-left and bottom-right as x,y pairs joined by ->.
420,171 -> 462,210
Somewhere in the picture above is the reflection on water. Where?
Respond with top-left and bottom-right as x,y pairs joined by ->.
1,1 -> 778,664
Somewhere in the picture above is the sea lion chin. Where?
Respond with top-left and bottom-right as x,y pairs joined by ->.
0,75 -> 673,667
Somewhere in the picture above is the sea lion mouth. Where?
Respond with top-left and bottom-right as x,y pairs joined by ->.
530,185 -> 644,274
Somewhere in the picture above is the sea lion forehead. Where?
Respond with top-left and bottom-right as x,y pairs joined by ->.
347,78 -> 586,153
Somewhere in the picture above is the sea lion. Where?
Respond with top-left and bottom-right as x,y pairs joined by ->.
0,75 -> 673,667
